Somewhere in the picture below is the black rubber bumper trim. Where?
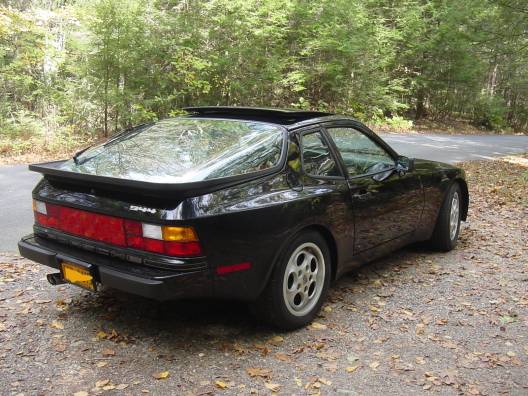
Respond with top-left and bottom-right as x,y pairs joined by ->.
18,235 -> 212,301
18,236 -> 59,269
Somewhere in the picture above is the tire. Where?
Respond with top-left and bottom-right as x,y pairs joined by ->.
430,182 -> 462,251
251,230 -> 331,330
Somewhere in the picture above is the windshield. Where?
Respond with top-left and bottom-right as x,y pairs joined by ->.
60,118 -> 285,183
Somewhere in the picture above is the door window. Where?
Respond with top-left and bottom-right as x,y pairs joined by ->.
326,127 -> 395,177
300,131 -> 339,177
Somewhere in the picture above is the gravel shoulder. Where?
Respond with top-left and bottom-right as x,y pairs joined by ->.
0,155 -> 527,396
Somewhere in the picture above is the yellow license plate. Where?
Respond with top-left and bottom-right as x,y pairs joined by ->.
61,262 -> 96,291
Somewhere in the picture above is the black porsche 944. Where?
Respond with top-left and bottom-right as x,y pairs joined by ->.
19,107 -> 468,329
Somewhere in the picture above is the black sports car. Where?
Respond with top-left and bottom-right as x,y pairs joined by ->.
19,107 -> 468,329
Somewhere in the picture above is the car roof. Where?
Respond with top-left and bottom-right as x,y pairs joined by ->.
183,106 -> 358,130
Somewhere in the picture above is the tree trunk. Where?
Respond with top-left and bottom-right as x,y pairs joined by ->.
415,88 -> 426,120
104,65 -> 109,137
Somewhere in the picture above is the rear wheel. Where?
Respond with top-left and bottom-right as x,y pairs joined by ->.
430,183 -> 462,251
251,230 -> 331,330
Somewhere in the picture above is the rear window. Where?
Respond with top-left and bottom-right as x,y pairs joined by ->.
60,118 -> 285,183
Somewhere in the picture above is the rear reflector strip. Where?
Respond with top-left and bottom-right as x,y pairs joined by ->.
216,262 -> 252,275
33,200 -> 202,257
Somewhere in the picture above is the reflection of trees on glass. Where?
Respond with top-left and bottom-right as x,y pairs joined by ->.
326,127 -> 394,176
301,132 -> 339,177
60,118 -> 284,182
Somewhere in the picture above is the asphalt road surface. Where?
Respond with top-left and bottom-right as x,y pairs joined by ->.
0,133 -> 527,252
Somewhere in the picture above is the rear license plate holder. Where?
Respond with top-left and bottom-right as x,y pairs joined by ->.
60,261 -> 97,291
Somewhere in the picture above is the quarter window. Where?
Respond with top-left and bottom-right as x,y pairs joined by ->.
326,127 -> 395,176
301,131 -> 339,177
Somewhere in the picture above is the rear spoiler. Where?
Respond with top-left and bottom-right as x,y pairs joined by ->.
29,160 -> 281,199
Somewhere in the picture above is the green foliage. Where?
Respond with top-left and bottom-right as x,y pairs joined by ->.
1,0 -> 528,157
474,95 -> 508,131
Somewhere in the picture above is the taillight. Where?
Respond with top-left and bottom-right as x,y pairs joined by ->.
33,200 -> 202,257
124,220 -> 202,256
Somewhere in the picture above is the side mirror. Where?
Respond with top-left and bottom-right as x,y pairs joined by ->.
396,156 -> 414,176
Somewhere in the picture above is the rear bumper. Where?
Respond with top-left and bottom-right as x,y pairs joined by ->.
18,234 -> 212,301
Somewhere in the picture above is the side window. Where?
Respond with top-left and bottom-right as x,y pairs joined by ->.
326,127 -> 395,176
301,131 -> 339,177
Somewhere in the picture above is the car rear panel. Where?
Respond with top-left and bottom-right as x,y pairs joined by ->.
27,156 -> 349,302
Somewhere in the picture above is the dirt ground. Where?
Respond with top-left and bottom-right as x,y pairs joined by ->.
0,156 -> 527,396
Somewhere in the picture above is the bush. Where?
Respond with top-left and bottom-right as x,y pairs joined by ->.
474,96 -> 508,131
371,115 -> 414,132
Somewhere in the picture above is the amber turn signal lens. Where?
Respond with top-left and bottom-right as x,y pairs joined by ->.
161,226 -> 198,242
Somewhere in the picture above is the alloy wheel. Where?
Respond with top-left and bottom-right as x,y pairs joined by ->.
282,242 -> 326,317
449,191 -> 460,240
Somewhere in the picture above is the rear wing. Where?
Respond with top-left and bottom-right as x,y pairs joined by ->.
29,159 -> 283,199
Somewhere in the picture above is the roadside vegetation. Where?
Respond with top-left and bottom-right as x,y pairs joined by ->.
1,0 -> 528,160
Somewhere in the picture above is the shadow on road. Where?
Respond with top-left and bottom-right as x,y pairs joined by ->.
63,242 -> 434,345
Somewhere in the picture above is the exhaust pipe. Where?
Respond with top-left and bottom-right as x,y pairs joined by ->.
47,273 -> 66,286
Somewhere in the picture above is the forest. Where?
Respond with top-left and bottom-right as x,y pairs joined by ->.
1,0 -> 527,156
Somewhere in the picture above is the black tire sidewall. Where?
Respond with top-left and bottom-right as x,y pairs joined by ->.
433,182 -> 462,251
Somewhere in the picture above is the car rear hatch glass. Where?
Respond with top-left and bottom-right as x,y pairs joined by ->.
60,118 -> 285,183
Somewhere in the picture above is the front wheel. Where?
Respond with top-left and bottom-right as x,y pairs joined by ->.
251,231 -> 331,330
430,183 -> 462,251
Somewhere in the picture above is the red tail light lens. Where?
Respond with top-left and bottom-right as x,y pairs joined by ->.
164,241 -> 202,256
33,200 -> 202,257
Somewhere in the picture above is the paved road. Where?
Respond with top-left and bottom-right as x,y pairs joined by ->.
382,133 -> 528,163
1,134 -> 527,252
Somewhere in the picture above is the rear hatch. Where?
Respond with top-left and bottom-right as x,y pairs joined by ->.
31,117 -> 286,199
30,117 -> 286,260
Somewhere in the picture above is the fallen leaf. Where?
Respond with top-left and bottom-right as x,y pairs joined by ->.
346,365 -> 359,373
153,371 -> 170,380
415,323 -> 426,335
254,343 -> 270,356
318,378 -> 331,385
115,384 -> 128,390
215,380 -> 228,389
310,322 -> 327,330
369,361 -> 380,369
96,379 -> 110,388
96,361 -> 108,368
73,392 -> 88,396
274,352 -> 290,362
51,320 -> 64,330
467,384 -> 481,395
53,341 -> 67,352
246,367 -> 272,379
101,348 -> 115,357
265,383 -> 281,392
267,336 -> 284,346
